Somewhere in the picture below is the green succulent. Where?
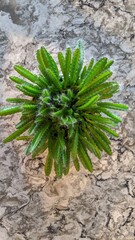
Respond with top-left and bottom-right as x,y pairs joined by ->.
0,40 -> 128,177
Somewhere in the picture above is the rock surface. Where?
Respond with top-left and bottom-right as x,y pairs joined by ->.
0,0 -> 135,239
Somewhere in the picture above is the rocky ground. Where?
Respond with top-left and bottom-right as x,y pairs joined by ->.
0,0 -> 135,239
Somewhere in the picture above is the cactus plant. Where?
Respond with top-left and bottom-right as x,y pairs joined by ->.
0,40 -> 128,177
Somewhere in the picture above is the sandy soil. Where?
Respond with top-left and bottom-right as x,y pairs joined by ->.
0,0 -> 135,239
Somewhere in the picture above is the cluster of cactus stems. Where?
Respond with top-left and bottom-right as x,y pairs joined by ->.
0,40 -> 128,178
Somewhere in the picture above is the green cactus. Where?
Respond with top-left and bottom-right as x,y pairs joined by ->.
0,40 -> 128,177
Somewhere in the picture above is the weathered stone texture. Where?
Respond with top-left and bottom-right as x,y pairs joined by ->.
0,0 -> 135,239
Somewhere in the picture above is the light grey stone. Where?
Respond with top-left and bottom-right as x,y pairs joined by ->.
0,0 -> 135,239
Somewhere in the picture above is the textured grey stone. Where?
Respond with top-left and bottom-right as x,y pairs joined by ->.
0,0 -> 135,239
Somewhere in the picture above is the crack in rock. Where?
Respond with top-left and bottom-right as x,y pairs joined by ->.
78,0 -> 106,11
121,207 -> 134,226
